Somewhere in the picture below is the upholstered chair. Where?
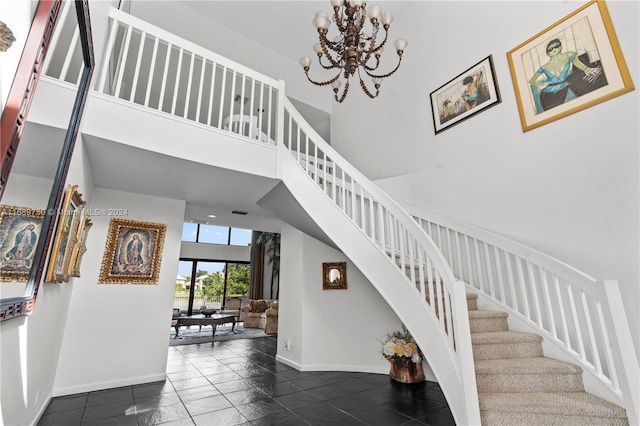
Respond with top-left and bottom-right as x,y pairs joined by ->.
242,299 -> 273,329
264,301 -> 278,334
219,296 -> 243,322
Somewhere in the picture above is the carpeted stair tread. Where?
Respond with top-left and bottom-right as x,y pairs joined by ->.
471,330 -> 543,345
472,330 -> 544,360
475,357 -> 585,393
468,310 -> 508,320
475,357 -> 583,375
478,391 -> 628,418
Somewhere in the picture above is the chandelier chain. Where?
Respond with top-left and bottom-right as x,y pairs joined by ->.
337,80 -> 350,103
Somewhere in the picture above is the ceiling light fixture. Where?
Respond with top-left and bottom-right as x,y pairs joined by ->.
299,0 -> 407,103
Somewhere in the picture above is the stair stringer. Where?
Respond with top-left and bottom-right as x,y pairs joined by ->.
277,146 -> 480,426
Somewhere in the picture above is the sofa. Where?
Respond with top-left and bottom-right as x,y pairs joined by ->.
242,299 -> 278,334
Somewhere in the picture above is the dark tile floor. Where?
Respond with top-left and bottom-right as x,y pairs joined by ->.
38,336 -> 455,425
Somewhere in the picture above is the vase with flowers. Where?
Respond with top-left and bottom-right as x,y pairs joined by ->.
381,325 -> 425,383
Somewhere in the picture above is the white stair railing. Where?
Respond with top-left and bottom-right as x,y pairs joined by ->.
89,7 -> 280,145
403,205 -> 639,425
43,0 -> 85,86
278,96 -> 481,425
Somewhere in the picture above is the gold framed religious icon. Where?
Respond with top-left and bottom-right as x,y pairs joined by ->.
0,205 -> 45,282
98,218 -> 166,285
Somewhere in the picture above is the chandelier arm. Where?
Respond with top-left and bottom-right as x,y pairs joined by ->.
335,79 -> 350,103
324,41 -> 343,53
356,7 -> 367,35
318,55 -> 342,71
365,55 -> 403,80
359,77 -> 379,99
321,33 -> 344,53
333,6 -> 346,34
361,23 -> 379,67
357,67 -> 379,99
319,35 -> 344,68
361,33 -> 389,72
304,70 -> 342,87
362,56 -> 381,72
369,26 -> 389,56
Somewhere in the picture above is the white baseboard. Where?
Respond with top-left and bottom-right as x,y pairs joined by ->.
275,354 -> 302,370
299,363 -> 388,374
52,373 -> 167,397
31,389 -> 54,426
274,355 -> 438,382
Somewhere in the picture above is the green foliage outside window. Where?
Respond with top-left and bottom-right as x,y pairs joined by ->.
201,264 -> 250,300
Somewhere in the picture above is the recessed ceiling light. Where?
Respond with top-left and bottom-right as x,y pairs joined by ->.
207,214 -> 217,218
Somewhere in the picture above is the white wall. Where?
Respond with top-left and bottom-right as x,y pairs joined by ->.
328,1 -> 640,359
276,224 -> 424,375
53,188 -> 185,395
0,130 -> 94,425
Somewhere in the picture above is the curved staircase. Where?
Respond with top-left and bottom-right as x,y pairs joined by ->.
466,292 -> 629,425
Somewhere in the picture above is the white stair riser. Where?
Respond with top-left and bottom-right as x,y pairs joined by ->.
470,317 -> 509,333
473,341 -> 544,360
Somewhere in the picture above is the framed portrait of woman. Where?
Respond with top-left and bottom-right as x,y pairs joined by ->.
430,55 -> 501,134
507,0 -> 634,132
98,218 -> 166,285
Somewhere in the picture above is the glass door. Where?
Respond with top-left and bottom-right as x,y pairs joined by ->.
174,260 -> 249,315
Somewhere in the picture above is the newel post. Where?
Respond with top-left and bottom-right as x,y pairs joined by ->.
452,280 -> 481,425
275,79 -> 286,179
597,280 -> 639,425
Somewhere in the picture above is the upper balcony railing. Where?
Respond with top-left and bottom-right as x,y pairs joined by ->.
46,3 -> 280,146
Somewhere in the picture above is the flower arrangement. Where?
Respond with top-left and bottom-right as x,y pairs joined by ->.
381,325 -> 423,364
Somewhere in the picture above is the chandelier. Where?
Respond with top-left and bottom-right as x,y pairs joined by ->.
299,0 -> 407,103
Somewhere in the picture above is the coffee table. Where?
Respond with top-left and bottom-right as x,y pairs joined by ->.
174,314 -> 236,339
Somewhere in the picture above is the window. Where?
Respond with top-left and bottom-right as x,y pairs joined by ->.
181,223 -> 253,246
198,224 -> 229,244
174,259 -> 249,315
230,228 -> 251,246
181,222 -> 198,242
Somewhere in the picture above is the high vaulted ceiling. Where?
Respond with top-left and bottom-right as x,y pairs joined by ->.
177,0 -> 408,64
